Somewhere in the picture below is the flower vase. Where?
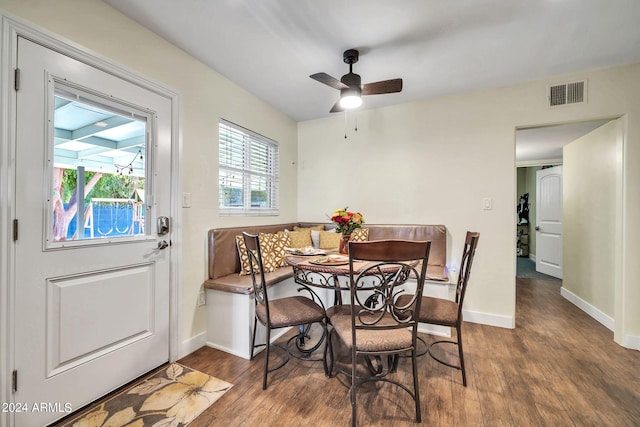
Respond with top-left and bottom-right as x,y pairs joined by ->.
339,234 -> 351,254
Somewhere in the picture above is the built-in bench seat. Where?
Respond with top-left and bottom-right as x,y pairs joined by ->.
205,267 -> 293,295
203,223 -> 451,358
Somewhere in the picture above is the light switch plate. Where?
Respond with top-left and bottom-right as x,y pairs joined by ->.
182,192 -> 192,208
482,198 -> 492,210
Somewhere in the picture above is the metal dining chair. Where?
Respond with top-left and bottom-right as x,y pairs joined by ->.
243,232 -> 327,390
405,231 -> 479,386
329,239 -> 431,426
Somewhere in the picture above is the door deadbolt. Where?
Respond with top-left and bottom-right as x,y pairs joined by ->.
157,216 -> 169,235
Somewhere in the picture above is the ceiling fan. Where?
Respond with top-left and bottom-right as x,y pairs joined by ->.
310,49 -> 403,113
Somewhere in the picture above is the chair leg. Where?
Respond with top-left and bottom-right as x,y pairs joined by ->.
412,349 -> 422,422
262,327 -> 271,390
427,326 -> 468,387
250,317 -> 258,360
350,380 -> 357,427
323,322 -> 332,377
457,324 -> 467,387
351,348 -> 357,427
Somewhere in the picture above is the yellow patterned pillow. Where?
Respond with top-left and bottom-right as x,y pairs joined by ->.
276,232 -> 291,267
260,232 -> 290,268
283,229 -> 312,248
236,234 -> 283,275
351,228 -> 369,242
235,235 -> 252,276
294,226 -> 324,248
257,233 -> 279,273
319,230 -> 342,249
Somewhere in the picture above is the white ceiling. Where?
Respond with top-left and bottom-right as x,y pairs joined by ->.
515,119 -> 612,164
102,0 -> 640,159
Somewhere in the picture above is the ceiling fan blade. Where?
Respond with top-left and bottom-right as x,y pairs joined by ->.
310,72 -> 349,90
362,78 -> 403,96
330,99 -> 344,113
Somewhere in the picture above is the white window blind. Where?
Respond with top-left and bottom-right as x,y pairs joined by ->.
218,119 -> 279,215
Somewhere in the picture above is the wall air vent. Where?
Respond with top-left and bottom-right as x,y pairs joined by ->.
548,80 -> 586,107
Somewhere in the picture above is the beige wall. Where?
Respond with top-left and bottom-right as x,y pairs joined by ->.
0,0 -> 299,345
563,120 -> 620,317
298,64 -> 640,344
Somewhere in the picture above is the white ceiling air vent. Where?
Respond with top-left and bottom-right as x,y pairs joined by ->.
548,80 -> 587,107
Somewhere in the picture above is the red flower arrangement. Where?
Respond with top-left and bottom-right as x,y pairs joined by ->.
330,207 -> 365,235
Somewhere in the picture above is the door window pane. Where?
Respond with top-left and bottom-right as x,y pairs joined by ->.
51,87 -> 147,242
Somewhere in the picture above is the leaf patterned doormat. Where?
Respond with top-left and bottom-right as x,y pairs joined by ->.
59,363 -> 232,427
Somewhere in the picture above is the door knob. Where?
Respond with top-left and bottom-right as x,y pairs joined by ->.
535,226 -> 541,231
157,240 -> 169,250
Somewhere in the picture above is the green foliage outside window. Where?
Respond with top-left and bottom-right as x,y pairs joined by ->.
61,169 -> 144,202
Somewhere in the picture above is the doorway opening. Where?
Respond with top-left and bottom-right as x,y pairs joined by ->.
515,119 -> 611,278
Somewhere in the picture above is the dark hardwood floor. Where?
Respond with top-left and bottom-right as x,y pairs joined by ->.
181,277 -> 639,426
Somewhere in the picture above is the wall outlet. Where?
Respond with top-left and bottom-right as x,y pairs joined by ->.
197,290 -> 206,306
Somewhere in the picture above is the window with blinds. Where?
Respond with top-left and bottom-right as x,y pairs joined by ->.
218,120 -> 279,215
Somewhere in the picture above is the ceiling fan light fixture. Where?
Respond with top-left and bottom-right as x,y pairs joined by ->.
339,86 -> 362,109
310,49 -> 402,113
339,95 -> 362,109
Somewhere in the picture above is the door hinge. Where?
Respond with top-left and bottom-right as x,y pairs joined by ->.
14,68 -> 20,91
13,219 -> 18,241
12,370 -> 17,393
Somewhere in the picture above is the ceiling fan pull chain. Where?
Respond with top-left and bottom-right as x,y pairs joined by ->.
354,113 -> 358,132
344,110 -> 348,139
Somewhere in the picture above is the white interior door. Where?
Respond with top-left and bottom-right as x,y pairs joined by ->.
13,37 -> 172,426
536,166 -> 563,278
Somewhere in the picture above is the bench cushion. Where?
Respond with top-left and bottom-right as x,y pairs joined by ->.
204,267 -> 294,295
426,263 -> 448,282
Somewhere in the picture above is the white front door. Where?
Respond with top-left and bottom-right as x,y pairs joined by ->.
536,166 -> 563,279
13,37 -> 172,426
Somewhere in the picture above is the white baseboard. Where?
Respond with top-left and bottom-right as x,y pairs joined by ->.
528,254 -> 536,262
560,287 -> 640,350
462,309 -> 515,329
205,341 -> 251,360
623,334 -> 640,351
179,331 -> 207,358
205,327 -> 291,360
418,324 -> 450,337
560,287 -> 615,331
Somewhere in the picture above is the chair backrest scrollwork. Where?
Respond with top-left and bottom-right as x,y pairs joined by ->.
348,239 -> 432,343
243,232 -> 270,322
455,232 -> 480,311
